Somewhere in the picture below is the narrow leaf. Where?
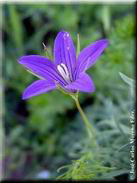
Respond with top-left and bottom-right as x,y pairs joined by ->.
76,33 -> 80,58
119,72 -> 135,98
8,5 -> 24,55
119,72 -> 135,87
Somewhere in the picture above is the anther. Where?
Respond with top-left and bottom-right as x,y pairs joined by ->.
57,64 -> 71,83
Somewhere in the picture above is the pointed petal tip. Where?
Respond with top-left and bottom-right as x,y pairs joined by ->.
18,55 -> 31,64
60,29 -> 66,33
54,30 -> 76,77
56,31 -> 65,37
18,55 -> 48,64
22,90 -> 31,100
18,56 -> 24,64
97,39 -> 109,46
56,31 -> 70,38
22,80 -> 56,100
104,39 -> 109,45
76,38 -> 109,75
22,95 -> 28,100
18,55 -> 35,64
22,93 -> 28,100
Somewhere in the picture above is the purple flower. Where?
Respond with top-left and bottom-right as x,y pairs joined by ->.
18,31 -> 108,99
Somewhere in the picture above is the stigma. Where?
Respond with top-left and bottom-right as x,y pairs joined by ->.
57,63 -> 71,83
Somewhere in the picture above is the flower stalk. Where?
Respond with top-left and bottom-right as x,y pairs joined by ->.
70,93 -> 97,146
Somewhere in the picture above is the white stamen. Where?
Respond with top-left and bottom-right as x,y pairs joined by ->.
57,63 -> 71,83
61,64 -> 69,76
66,33 -> 69,37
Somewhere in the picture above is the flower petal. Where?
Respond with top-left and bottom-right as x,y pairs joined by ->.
54,31 -> 76,80
18,55 -> 66,86
76,39 -> 108,77
22,80 -> 56,100
65,73 -> 95,93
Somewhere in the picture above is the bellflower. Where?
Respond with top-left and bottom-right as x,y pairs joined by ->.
18,31 -> 108,99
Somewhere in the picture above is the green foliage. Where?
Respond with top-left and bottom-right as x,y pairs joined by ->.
57,151 -> 115,180
119,72 -> 135,98
3,3 -> 135,180
57,73 -> 133,180
8,5 -> 24,55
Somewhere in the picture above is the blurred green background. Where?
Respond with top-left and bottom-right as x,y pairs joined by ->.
3,3 -> 135,180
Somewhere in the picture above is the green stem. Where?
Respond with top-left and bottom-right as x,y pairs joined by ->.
59,90 -> 97,146
73,96 -> 97,146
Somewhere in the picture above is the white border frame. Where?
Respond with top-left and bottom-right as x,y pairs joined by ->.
0,0 -> 135,180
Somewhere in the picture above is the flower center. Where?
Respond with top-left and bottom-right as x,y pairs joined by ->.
57,63 -> 71,83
